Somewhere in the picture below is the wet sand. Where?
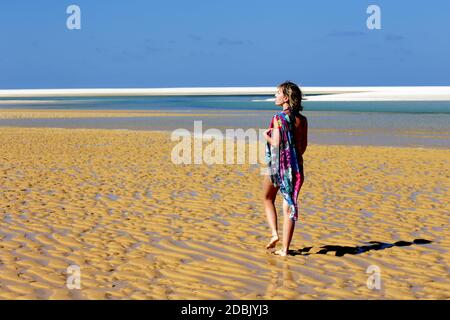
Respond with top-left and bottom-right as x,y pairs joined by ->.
1,109 -> 449,149
0,126 -> 449,300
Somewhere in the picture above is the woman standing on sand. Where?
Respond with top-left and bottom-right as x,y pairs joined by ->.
262,81 -> 308,256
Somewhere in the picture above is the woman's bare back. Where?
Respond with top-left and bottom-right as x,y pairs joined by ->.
294,114 -> 308,164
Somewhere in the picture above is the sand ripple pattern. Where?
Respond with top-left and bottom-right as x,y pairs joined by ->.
0,128 -> 449,299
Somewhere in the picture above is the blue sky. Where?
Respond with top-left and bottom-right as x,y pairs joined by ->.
1,0 -> 449,88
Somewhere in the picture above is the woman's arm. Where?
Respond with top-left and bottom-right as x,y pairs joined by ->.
271,127 -> 280,147
263,117 -> 280,146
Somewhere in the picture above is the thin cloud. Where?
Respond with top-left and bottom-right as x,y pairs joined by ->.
385,34 -> 405,41
327,31 -> 366,37
217,37 -> 252,46
94,40 -> 172,62
188,34 -> 203,41
143,38 -> 173,53
396,48 -> 413,55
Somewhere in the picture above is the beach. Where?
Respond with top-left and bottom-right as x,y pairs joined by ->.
2,0 -> 450,303
0,123 -> 448,299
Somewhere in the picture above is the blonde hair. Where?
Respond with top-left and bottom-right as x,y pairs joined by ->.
277,81 -> 304,114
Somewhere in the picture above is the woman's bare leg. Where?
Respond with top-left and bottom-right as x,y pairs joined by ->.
275,200 -> 295,256
262,175 -> 279,248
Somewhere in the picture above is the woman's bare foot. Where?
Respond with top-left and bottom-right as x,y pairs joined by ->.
266,235 -> 279,249
274,249 -> 287,256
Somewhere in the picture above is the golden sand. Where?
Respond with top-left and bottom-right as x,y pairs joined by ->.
0,127 -> 448,300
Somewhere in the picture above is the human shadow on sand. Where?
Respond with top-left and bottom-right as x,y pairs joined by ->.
289,239 -> 432,257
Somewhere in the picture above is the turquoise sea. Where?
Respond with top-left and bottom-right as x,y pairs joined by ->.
1,95 -> 450,113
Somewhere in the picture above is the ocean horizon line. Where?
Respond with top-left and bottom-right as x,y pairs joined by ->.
1,86 -> 450,101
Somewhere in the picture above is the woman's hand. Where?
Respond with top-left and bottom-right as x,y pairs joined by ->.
263,128 -> 272,142
265,127 -> 280,146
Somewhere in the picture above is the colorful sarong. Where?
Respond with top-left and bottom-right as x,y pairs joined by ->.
265,112 -> 303,221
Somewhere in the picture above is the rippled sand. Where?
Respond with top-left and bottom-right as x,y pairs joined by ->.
0,127 -> 448,299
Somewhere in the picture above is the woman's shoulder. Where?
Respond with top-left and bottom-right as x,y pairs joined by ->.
295,113 -> 307,123
272,111 -> 284,117
271,111 -> 285,122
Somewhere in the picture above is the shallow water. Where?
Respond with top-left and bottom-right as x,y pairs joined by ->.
1,95 -> 449,148
1,96 -> 450,114
0,111 -> 448,148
